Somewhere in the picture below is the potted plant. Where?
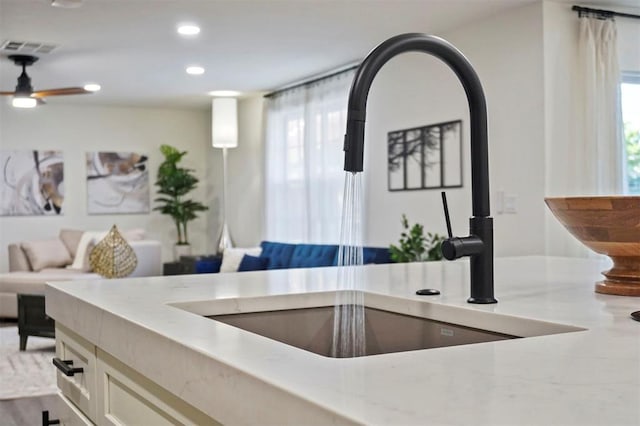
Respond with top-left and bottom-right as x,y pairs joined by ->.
389,214 -> 445,262
154,144 -> 208,259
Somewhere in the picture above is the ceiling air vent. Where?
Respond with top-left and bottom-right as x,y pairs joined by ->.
1,40 -> 58,54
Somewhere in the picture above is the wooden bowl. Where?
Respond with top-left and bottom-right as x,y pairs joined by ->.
545,196 -> 640,296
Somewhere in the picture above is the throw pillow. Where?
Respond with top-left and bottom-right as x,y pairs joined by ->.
59,229 -> 85,259
237,255 -> 269,272
67,231 -> 108,271
220,247 -> 262,273
21,239 -> 72,272
122,228 -> 146,241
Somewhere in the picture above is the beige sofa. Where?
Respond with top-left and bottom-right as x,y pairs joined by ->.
0,229 -> 162,319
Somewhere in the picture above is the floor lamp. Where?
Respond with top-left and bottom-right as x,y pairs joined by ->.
212,97 -> 238,254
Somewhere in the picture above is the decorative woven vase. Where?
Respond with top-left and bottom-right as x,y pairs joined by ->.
89,225 -> 138,278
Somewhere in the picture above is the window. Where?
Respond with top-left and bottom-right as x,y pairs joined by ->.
621,73 -> 640,194
264,71 -> 354,243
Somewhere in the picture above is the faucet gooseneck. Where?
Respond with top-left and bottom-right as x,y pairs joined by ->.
343,33 -> 497,304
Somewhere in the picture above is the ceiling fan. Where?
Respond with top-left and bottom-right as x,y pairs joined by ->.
0,54 -> 97,108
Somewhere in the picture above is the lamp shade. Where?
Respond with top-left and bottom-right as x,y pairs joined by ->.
212,98 -> 238,148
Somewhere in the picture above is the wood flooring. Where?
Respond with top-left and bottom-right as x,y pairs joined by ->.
1,320 -> 58,425
0,394 -> 58,426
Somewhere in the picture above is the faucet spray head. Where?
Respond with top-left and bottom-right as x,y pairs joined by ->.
343,114 -> 365,173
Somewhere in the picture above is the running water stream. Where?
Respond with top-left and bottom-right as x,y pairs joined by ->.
331,171 -> 366,358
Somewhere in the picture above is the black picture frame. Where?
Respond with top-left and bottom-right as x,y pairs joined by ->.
387,120 -> 463,192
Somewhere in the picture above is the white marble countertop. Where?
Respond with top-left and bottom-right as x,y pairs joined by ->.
46,256 -> 640,425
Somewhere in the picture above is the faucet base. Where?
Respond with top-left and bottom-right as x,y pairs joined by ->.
467,296 -> 498,304
468,216 -> 495,304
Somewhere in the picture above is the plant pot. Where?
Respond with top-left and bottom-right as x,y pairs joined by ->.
173,244 -> 192,261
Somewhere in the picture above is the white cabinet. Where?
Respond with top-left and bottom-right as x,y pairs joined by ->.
95,349 -> 219,426
56,393 -> 94,426
55,325 -> 98,422
54,324 -> 220,425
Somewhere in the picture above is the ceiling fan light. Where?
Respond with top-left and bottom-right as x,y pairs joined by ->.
84,83 -> 101,92
12,97 -> 37,108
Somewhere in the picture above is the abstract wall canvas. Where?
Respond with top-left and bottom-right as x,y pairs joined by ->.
388,120 -> 462,191
86,152 -> 150,214
0,150 -> 65,216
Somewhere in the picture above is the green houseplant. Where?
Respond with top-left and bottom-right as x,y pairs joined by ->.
154,145 -> 208,249
389,214 -> 445,262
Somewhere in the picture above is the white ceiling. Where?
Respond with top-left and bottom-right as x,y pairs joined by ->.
0,0 -> 636,109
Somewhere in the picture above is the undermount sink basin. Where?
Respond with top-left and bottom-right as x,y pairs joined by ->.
170,291 -> 584,358
210,306 -> 515,357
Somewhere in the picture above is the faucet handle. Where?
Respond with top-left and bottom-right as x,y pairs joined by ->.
440,191 -> 484,260
441,191 -> 453,238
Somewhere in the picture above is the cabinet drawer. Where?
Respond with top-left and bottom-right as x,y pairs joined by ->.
55,325 -> 97,422
56,393 -> 94,426
96,349 -> 220,426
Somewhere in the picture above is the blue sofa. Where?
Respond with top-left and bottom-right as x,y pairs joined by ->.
230,241 -> 390,272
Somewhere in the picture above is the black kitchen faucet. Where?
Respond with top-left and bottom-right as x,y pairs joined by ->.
343,33 -> 497,304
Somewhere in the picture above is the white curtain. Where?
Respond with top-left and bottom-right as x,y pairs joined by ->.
574,15 -> 623,195
264,70 -> 355,243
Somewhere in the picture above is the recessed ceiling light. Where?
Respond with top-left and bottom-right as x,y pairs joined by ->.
50,0 -> 83,8
84,83 -> 101,92
208,90 -> 241,97
177,24 -> 200,36
186,66 -> 205,75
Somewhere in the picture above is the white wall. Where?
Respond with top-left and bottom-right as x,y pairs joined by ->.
363,1 -> 546,257
0,103 -> 210,272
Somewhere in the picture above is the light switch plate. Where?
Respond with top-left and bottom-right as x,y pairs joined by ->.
504,194 -> 517,214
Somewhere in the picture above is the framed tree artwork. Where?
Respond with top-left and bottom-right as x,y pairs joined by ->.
388,120 -> 462,191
